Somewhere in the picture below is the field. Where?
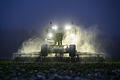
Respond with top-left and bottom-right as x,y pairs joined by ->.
0,61 -> 120,80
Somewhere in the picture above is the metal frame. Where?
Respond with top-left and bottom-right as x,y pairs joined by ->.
12,52 -> 105,62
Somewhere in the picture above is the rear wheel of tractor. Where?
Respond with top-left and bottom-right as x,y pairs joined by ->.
41,44 -> 48,57
69,45 -> 76,57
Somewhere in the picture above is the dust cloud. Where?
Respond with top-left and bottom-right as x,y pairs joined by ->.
18,25 -> 101,54
63,25 -> 98,53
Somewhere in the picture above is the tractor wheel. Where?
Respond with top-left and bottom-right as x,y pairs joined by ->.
41,44 -> 48,57
69,45 -> 76,57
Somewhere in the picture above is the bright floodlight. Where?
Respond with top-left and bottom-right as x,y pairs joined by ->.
52,25 -> 58,30
65,25 -> 71,30
48,33 -> 53,38
70,34 -> 75,37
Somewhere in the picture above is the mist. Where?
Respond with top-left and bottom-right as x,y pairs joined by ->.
0,0 -> 120,59
18,24 -> 106,55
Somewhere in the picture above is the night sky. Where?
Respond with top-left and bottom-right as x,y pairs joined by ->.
0,0 -> 120,58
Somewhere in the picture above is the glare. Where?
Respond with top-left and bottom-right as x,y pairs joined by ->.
64,46 -> 67,49
70,34 -> 75,37
48,33 -> 53,38
65,25 -> 71,30
19,26 -> 97,54
52,25 -> 58,30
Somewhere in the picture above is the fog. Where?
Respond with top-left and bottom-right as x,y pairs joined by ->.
18,24 -> 105,55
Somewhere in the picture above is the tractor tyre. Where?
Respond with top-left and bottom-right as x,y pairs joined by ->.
41,44 -> 48,57
69,45 -> 76,57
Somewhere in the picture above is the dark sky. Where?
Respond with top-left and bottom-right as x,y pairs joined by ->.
0,0 -> 120,58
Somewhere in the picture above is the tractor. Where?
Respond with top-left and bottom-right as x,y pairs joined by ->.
41,22 -> 77,58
